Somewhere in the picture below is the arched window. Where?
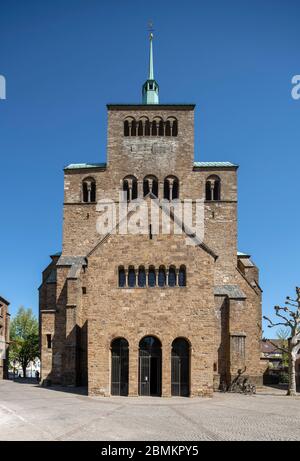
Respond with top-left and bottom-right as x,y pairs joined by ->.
178,265 -> 186,287
159,120 -> 164,136
143,176 -> 158,198
138,266 -> 146,287
138,120 -> 143,136
118,267 -> 126,287
164,176 -> 179,200
172,119 -> 178,137
124,120 -> 129,137
111,338 -> 129,396
131,119 -> 137,136
206,175 -> 221,201
122,176 -> 138,201
151,121 -> 157,136
82,177 -> 96,203
145,120 -> 151,136
128,267 -> 136,288
158,266 -> 166,287
168,266 -> 176,287
171,338 -> 190,396
165,121 -> 171,136
148,266 -> 156,287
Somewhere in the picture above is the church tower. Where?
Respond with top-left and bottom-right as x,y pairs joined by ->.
39,31 -> 263,396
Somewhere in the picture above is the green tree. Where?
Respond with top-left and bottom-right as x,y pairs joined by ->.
10,306 -> 39,378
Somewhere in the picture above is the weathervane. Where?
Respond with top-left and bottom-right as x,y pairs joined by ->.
148,20 -> 154,39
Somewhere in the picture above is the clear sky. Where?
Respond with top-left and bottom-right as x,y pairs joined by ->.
0,0 -> 299,335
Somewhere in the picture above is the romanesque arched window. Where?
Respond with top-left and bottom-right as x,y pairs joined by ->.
164,176 -> 179,200
178,265 -> 186,287
165,120 -> 171,136
82,177 -> 96,203
158,266 -> 166,287
143,175 -> 158,198
205,175 -> 221,201
145,120 -> 151,136
138,266 -> 146,287
131,119 -> 137,136
172,119 -> 178,137
168,266 -> 176,287
151,120 -> 157,136
124,120 -> 129,136
118,266 -> 126,287
122,175 -> 138,201
128,266 -> 136,288
138,120 -> 143,136
159,120 -> 164,136
148,266 -> 156,287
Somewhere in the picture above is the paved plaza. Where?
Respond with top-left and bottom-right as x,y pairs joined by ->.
0,380 -> 299,441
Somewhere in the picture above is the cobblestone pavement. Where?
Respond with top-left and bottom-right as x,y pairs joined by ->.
0,380 -> 299,441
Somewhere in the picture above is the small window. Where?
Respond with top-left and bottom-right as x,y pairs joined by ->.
82,287 -> 87,295
158,267 -> 166,287
138,267 -> 146,287
118,267 -> 126,288
165,121 -> 171,136
152,121 -> 157,136
172,120 -> 178,136
206,175 -> 221,201
168,267 -> 176,287
178,266 -> 186,287
159,120 -> 164,136
124,120 -> 129,136
148,267 -> 156,287
138,120 -> 143,136
128,267 -> 136,288
82,178 -> 96,203
46,334 -> 52,349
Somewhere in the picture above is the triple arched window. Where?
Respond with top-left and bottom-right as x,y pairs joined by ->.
118,265 -> 186,288
124,117 -> 178,137
205,175 -> 221,201
121,175 -> 179,201
82,177 -> 96,203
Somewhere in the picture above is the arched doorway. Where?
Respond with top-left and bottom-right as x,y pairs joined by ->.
171,338 -> 190,396
139,336 -> 162,396
111,338 -> 129,396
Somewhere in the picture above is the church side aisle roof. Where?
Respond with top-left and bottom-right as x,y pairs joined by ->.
64,161 -> 238,170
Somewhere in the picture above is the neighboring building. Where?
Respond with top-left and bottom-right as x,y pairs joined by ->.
39,34 -> 263,397
261,339 -> 284,371
0,296 -> 10,379
10,358 -> 40,379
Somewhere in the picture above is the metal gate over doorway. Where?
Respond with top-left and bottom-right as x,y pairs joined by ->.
171,338 -> 190,397
139,336 -> 162,396
111,338 -> 129,396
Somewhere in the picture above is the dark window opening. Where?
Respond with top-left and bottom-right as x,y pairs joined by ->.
159,120 -> 164,136
148,267 -> 156,287
143,177 -> 158,198
138,120 -> 143,136
158,267 -> 166,287
145,120 -> 151,136
178,266 -> 186,287
168,267 -> 176,287
172,120 -> 178,136
165,121 -> 171,136
82,287 -> 87,295
46,334 -> 52,349
124,120 -> 129,136
138,267 -> 146,287
82,179 -> 96,203
152,121 -> 157,136
131,120 -> 137,136
128,268 -> 136,288
118,267 -> 126,287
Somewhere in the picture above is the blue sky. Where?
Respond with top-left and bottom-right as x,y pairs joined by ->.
0,0 -> 299,335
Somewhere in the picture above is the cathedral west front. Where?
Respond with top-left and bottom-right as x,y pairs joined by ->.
39,33 -> 263,397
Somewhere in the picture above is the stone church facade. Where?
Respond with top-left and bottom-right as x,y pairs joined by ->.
39,34 -> 263,396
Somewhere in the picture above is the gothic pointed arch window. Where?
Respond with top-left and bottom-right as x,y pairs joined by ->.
205,175 -> 221,201
82,177 -> 96,203
143,175 -> 158,198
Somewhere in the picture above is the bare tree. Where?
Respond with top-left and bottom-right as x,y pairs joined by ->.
263,287 -> 300,396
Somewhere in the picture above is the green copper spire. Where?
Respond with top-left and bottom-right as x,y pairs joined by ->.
142,32 -> 159,104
